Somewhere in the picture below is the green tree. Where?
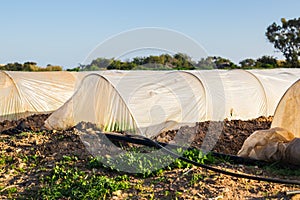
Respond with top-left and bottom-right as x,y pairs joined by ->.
45,65 -> 62,71
23,62 -> 38,71
66,67 -> 80,72
211,56 -> 237,69
0,62 -> 24,71
239,58 -> 256,69
266,17 -> 300,67
172,53 -> 195,70
132,57 -> 145,65
256,55 -> 278,68
0,62 -> 62,71
196,57 -> 215,69
82,58 -> 112,71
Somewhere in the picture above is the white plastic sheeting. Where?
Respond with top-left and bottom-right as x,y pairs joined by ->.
250,68 -> 300,117
45,71 -> 206,137
195,70 -> 267,120
237,127 -> 295,161
272,79 -> 300,137
0,71 -> 82,121
45,69 -> 300,138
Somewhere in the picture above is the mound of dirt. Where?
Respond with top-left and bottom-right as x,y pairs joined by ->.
155,116 -> 273,155
0,114 -> 50,134
1,114 -> 272,156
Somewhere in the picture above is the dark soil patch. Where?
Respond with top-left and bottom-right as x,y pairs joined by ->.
1,114 -> 272,156
0,114 -> 50,134
155,116 -> 273,155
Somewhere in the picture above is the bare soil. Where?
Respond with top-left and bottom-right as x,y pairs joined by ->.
1,114 -> 300,199
155,116 -> 273,155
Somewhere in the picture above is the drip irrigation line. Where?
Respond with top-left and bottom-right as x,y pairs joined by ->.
103,132 -> 300,185
105,133 -> 268,166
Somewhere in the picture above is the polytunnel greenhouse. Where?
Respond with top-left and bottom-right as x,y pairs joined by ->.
272,79 -> 300,137
0,71 -> 87,121
44,69 -> 300,138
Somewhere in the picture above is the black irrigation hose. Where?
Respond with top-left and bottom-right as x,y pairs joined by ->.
104,132 -> 300,185
105,133 -> 268,166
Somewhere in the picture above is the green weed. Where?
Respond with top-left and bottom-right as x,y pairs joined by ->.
37,164 -> 130,200
190,173 -> 204,185
263,163 -> 300,176
90,147 -> 216,178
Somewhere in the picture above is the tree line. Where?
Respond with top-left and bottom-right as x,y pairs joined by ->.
0,54 -> 290,72
69,54 -> 291,71
1,17 -> 299,71
70,17 -> 299,71
0,62 -> 62,71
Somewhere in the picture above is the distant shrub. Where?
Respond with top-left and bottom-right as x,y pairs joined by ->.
0,62 -> 62,71
44,65 -> 63,71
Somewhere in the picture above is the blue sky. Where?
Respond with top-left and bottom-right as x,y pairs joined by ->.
0,0 -> 299,68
